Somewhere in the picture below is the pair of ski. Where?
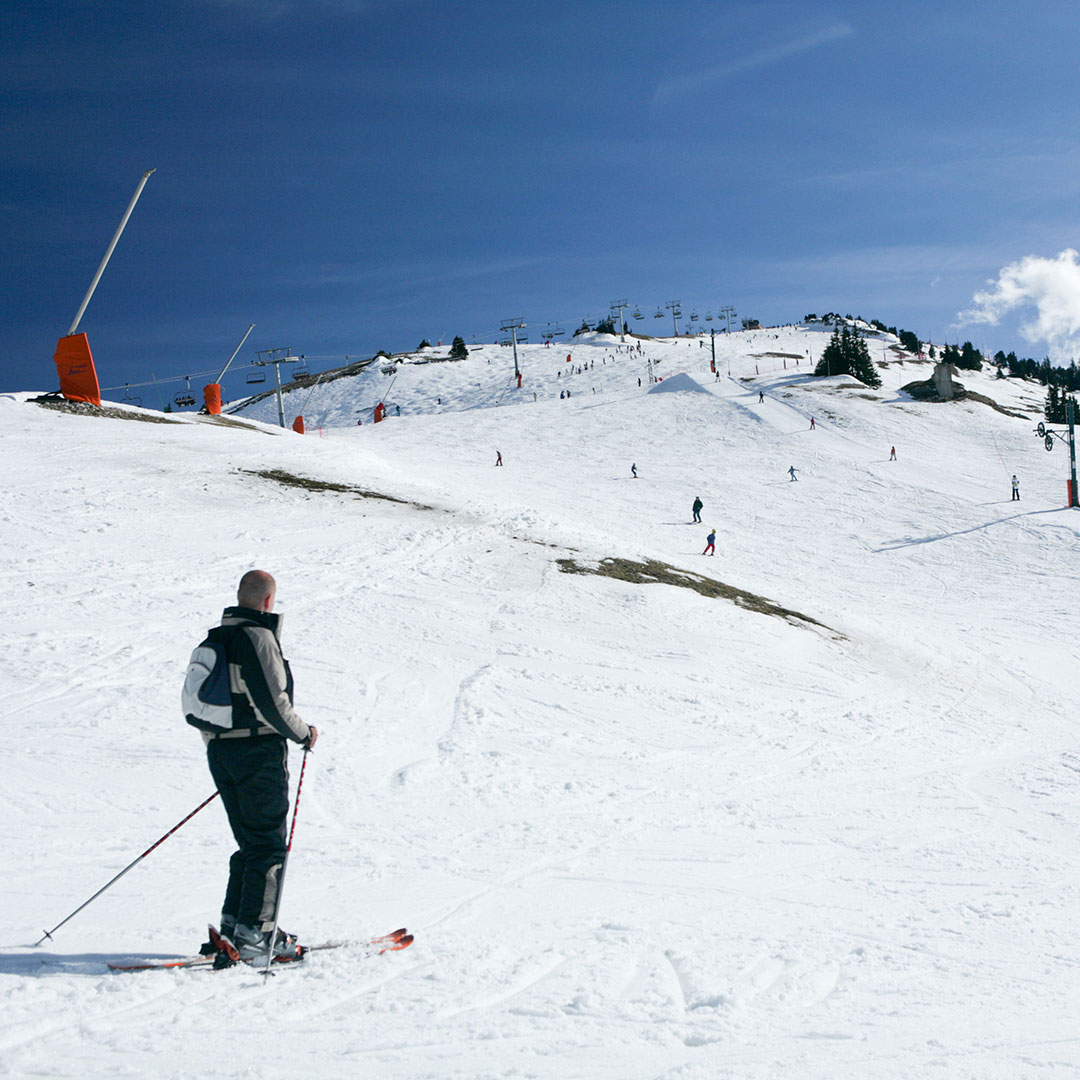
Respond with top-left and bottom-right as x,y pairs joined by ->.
108,925 -> 413,972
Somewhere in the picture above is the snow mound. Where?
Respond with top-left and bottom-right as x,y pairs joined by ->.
646,372 -> 711,394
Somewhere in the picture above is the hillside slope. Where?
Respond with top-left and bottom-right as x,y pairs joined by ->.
2,340 -> 1078,1079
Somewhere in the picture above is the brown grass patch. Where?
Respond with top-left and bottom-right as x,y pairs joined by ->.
31,398 -> 181,425
556,557 -> 839,635
243,468 -> 435,510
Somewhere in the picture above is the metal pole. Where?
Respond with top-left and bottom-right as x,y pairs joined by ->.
68,169 -> 156,336
274,359 -> 286,428
1069,399 -> 1078,507
34,791 -> 218,946
511,325 -> 520,379
611,300 -> 628,342
216,323 -> 255,383
262,748 -> 309,978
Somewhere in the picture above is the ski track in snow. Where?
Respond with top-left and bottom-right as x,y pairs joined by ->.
3,328 -> 1080,1078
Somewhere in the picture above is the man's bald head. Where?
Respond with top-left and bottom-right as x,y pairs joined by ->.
237,570 -> 276,612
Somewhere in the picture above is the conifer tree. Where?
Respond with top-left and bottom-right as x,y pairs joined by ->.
813,325 -> 882,388
449,336 -> 468,359
957,341 -> 983,371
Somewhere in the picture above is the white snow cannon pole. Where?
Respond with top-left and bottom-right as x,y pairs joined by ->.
215,323 -> 255,384
67,169 -> 156,337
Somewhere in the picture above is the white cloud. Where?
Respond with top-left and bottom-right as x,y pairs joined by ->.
959,250 -> 1080,359
652,23 -> 853,109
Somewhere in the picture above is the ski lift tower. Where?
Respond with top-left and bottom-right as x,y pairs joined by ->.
254,347 -> 298,428
610,299 -> 629,342
500,317 -> 526,378
665,300 -> 682,337
720,305 -> 736,333
1036,401 -> 1079,507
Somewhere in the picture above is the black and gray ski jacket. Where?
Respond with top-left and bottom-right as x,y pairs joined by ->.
200,606 -> 312,745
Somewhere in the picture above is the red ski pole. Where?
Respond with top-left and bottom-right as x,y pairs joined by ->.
34,791 -> 219,946
262,747 -> 309,977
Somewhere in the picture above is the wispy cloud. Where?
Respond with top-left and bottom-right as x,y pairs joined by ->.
958,250 -> 1080,359
652,23 -> 854,109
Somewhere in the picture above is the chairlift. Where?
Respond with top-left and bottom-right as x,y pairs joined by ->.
633,309 -> 643,319
247,370 -> 266,385
690,311 -> 699,321
653,309 -> 664,319
552,324 -> 565,337
121,385 -> 142,408
705,313 -> 714,321
174,393 -> 196,407
293,366 -> 310,380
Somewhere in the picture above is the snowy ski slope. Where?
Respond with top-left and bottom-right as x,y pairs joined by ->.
2,327 -> 1079,1079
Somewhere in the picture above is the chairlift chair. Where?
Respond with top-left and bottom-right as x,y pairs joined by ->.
246,370 -> 266,384
174,393 -> 196,407
633,309 -> 643,319
122,385 -> 142,408
293,366 -> 310,379
690,311 -> 699,321
654,309 -> 664,318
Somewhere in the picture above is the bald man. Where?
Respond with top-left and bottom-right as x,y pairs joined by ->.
197,570 -> 317,966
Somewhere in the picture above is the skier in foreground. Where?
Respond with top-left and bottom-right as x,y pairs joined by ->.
196,570 -> 317,966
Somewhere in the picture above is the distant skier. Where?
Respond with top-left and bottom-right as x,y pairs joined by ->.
631,463 -> 637,478
890,446 -> 896,460
692,496 -> 703,523
759,390 -> 765,403
810,417 -> 816,430
495,450 -> 503,466
788,465 -> 798,482
703,529 -> 716,556
1012,474 -> 1020,501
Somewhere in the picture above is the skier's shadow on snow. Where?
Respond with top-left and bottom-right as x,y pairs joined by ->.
876,507 -> 1063,550
0,949 -> 160,976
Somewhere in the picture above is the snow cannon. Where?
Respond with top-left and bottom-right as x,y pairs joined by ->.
53,333 -> 102,406
203,384 -> 222,415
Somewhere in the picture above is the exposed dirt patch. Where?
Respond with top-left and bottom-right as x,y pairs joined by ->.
244,468 -> 435,510
200,414 -> 279,433
556,556 -> 840,635
30,397 -> 182,425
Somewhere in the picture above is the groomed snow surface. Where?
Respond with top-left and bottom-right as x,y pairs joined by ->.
4,327 -> 1080,1079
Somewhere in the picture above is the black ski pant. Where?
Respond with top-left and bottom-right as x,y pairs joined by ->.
207,734 -> 290,932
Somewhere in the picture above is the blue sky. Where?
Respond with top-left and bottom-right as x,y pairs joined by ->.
3,0 -> 1079,400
